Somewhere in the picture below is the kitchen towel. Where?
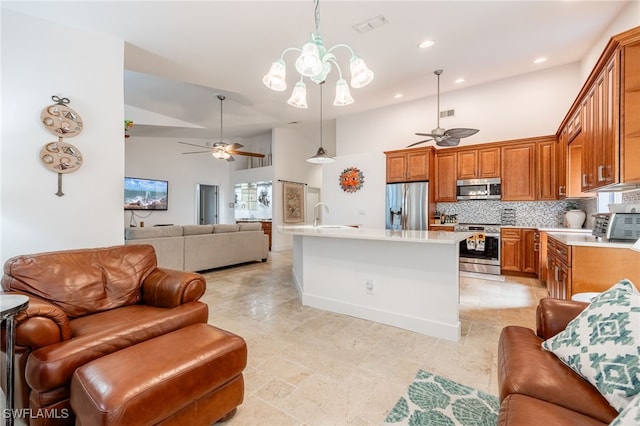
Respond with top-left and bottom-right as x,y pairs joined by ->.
466,235 -> 476,250
475,233 -> 485,251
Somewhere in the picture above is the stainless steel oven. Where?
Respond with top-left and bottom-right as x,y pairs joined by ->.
455,224 -> 501,275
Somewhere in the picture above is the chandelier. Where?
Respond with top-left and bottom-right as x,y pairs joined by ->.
262,0 -> 374,108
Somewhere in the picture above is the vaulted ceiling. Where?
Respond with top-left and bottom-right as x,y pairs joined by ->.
3,1 -> 632,139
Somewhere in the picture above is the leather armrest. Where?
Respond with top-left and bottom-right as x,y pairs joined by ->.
536,297 -> 589,340
10,293 -> 72,349
141,268 -> 206,308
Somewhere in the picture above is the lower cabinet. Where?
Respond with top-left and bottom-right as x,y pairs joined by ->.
544,235 -> 640,300
501,228 -> 538,276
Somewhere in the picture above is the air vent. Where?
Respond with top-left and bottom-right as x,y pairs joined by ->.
353,15 -> 388,34
440,109 -> 455,119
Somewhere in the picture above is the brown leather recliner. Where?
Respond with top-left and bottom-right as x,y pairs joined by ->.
1,244 -> 209,426
497,298 -> 619,425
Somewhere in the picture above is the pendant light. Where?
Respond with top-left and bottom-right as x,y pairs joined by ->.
307,82 -> 334,164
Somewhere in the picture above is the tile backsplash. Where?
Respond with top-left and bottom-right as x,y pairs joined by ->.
623,189 -> 640,203
437,200 -> 571,227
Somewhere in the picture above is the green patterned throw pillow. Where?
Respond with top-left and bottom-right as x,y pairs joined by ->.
610,392 -> 640,425
541,279 -> 640,413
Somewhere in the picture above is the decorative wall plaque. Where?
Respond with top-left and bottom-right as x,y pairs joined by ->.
339,167 -> 364,193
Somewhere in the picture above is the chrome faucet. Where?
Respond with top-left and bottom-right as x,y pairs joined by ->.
313,202 -> 329,227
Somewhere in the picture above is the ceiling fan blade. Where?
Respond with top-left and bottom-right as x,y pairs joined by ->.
444,128 -> 479,138
406,139 -> 433,148
415,132 -> 439,137
178,141 -> 210,149
182,150 -> 212,154
436,137 -> 461,147
227,142 -> 244,151
228,150 -> 265,158
225,155 -> 236,162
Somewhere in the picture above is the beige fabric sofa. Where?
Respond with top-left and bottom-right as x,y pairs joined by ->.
125,223 -> 269,272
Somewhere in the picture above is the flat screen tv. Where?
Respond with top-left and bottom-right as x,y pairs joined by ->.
124,177 -> 168,211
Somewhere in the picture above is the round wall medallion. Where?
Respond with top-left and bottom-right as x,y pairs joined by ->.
339,167 -> 364,193
39,141 -> 83,173
40,96 -> 83,137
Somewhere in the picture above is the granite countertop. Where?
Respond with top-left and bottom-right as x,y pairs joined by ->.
279,226 -> 473,245
547,232 -> 636,249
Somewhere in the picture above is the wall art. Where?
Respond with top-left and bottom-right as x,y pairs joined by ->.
283,181 -> 304,223
339,167 -> 364,193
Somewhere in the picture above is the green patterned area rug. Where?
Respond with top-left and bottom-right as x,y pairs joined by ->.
384,370 -> 500,426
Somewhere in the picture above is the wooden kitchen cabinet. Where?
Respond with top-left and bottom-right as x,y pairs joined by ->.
385,147 -> 434,183
501,227 -> 538,276
456,146 -> 500,179
501,143 -> 536,201
536,139 -> 557,200
545,235 -> 640,300
556,129 -> 568,199
434,151 -> 457,202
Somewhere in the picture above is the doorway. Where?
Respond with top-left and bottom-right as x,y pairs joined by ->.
197,184 -> 219,225
306,186 -> 320,225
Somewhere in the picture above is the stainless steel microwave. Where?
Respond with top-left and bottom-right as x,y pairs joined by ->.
456,178 -> 501,200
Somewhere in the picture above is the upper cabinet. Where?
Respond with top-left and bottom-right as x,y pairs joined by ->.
456,146 -> 500,179
557,27 -> 640,192
385,147 -> 435,183
435,151 -> 457,202
501,142 -> 536,201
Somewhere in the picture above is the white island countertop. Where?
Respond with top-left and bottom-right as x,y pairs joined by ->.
279,225 -> 472,245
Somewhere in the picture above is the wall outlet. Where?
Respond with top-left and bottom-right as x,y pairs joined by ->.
366,279 -> 374,295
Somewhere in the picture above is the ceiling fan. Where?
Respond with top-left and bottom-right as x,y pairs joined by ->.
408,69 -> 479,148
179,95 -> 266,162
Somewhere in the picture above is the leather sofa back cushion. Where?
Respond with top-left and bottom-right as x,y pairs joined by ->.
2,245 -> 158,318
213,224 -> 240,233
125,225 -> 183,240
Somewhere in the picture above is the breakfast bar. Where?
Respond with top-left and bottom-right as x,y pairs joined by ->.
280,226 -> 471,342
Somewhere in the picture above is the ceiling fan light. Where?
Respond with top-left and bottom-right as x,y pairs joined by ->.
287,81 -> 309,109
263,59 -> 287,91
333,79 -> 354,106
295,39 -> 323,77
212,150 -> 230,160
349,56 -> 374,88
307,146 -> 335,164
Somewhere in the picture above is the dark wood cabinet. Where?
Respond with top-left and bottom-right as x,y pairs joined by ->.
536,139 -> 557,200
501,227 -> 538,276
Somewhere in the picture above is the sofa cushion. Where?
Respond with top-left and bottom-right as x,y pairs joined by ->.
24,302 -> 208,392
213,224 -> 239,233
238,222 -> 262,231
498,325 -> 617,423
125,225 -> 183,239
542,279 -> 640,412
2,245 -> 157,318
498,394 -> 608,426
182,224 -> 214,235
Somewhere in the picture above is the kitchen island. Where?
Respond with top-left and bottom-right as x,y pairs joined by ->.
279,226 -> 471,342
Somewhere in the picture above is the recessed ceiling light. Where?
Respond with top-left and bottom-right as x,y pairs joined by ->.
455,78 -> 465,84
533,57 -> 547,64
418,40 -> 435,49
394,93 -> 403,99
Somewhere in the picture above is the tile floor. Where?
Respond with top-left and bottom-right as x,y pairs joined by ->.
1,250 -> 548,426
199,250 -> 549,425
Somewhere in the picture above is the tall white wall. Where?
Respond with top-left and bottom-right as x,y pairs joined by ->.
329,63 -> 582,228
1,10 -> 124,262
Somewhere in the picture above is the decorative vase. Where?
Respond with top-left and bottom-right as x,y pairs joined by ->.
565,210 -> 586,229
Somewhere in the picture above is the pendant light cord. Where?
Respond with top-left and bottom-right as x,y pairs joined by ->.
314,0 -> 320,33
319,82 -> 323,148
219,95 -> 224,141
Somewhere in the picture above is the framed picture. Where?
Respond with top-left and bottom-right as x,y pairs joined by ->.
283,182 -> 304,223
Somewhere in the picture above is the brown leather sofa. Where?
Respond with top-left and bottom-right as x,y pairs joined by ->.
1,245 -> 210,425
498,298 -> 619,425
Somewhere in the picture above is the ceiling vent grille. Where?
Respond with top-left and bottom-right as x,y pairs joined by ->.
352,15 -> 388,34
440,109 -> 455,119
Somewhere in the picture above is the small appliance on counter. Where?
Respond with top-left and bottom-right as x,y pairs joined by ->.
592,213 -> 640,240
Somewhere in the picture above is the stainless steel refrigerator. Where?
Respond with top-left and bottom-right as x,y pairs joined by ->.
385,182 -> 429,230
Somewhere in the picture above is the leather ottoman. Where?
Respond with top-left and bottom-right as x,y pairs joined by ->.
70,323 -> 247,425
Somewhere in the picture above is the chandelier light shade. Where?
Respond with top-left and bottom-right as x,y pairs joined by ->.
307,82 -> 335,164
263,0 -> 373,108
287,80 -> 309,108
